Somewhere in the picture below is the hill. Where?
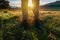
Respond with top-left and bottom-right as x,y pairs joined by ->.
40,1 -> 60,10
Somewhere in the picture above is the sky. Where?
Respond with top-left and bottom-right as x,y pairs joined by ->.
9,0 -> 21,7
9,0 -> 57,7
40,0 -> 57,5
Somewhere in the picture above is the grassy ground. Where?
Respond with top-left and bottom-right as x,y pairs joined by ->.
0,10 -> 60,40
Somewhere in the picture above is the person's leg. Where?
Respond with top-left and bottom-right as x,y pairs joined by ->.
32,0 -> 40,29
22,0 -> 28,30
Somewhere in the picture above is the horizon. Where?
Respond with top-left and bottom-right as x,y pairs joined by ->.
40,0 -> 57,5
9,0 -> 57,7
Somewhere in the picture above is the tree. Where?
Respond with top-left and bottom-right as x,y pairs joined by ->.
0,0 -> 10,9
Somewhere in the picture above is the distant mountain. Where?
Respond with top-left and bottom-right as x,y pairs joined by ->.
40,1 -> 60,10
11,6 -> 20,9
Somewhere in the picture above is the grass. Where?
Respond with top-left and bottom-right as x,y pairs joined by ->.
0,10 -> 60,40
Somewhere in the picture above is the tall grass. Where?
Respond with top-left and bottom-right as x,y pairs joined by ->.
0,10 -> 60,40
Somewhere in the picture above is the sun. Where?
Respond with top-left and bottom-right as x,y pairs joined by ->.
28,0 -> 33,7
28,3 -> 33,7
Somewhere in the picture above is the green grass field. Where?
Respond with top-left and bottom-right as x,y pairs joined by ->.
0,10 -> 60,40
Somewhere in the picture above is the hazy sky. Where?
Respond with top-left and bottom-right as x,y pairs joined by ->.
9,0 -> 21,7
40,0 -> 57,5
9,0 -> 57,7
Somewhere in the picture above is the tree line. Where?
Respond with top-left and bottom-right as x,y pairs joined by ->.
0,0 -> 10,9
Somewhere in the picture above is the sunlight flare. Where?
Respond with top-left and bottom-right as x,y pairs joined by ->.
28,0 -> 33,7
